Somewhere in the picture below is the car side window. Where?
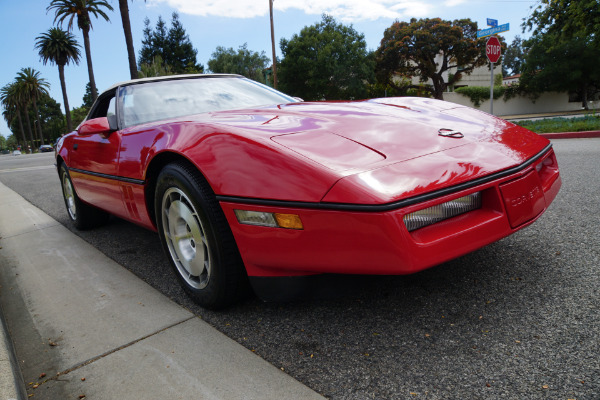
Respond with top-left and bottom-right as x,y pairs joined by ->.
107,97 -> 116,119
88,91 -> 117,120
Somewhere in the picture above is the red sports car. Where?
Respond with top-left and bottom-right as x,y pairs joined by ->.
56,74 -> 561,309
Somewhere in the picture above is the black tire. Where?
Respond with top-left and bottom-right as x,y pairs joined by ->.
154,162 -> 249,310
59,164 -> 110,230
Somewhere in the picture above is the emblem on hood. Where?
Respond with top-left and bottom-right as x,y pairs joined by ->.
438,128 -> 464,138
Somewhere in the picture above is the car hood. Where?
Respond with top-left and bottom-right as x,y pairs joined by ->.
203,97 -> 546,170
188,97 -> 550,204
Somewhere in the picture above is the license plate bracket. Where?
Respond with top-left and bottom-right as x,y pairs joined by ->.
500,171 -> 545,228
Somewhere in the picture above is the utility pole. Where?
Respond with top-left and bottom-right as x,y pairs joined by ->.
269,0 -> 278,89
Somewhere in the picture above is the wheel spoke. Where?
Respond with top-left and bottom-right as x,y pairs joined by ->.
161,187 -> 211,290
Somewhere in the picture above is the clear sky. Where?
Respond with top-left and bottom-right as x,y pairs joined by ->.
0,0 -> 539,138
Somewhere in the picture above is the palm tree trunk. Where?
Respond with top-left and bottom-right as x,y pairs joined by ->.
82,28 -> 98,101
58,64 -> 73,132
269,0 -> 278,89
23,105 -> 36,147
16,109 -> 29,152
119,0 -> 138,80
32,97 -> 45,145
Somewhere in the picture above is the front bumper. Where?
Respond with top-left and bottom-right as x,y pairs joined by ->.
219,148 -> 561,278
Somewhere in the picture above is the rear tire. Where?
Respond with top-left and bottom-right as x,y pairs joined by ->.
59,164 -> 110,230
155,162 -> 248,309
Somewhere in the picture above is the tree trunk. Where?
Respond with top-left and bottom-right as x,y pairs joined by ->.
119,0 -> 139,80
32,96 -> 45,145
23,105 -> 36,147
82,28 -> 98,101
581,83 -> 589,110
58,64 -> 73,132
16,108 -> 29,152
269,0 -> 278,89
432,75 -> 445,100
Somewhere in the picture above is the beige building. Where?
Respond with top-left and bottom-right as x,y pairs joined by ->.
407,53 -> 503,92
403,54 -> 589,116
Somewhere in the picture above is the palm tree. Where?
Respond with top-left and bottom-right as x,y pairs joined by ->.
16,68 -> 50,146
35,27 -> 81,132
11,81 -> 37,148
47,0 -> 113,102
118,0 -> 139,79
1,83 -> 30,150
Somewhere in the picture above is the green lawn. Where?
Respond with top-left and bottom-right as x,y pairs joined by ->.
513,115 -> 600,133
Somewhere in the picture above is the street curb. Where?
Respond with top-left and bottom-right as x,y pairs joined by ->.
539,130 -> 600,139
0,182 -> 326,400
0,301 -> 27,400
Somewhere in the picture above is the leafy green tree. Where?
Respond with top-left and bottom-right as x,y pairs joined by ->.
375,18 -> 488,100
16,68 -> 50,145
71,105 -> 90,127
520,0 -> 599,109
138,55 -> 173,78
138,13 -> 203,75
69,83 -> 94,127
208,43 -> 270,83
6,134 -> 18,151
139,17 -> 165,67
524,0 -> 600,43
82,82 -> 94,108
139,16 -> 168,66
278,14 -> 374,101
35,27 -> 81,131
521,33 -> 600,109
10,93 -> 66,145
0,134 -> 6,150
167,13 -> 203,73
502,35 -> 526,76
47,0 -> 113,102
38,94 -> 67,141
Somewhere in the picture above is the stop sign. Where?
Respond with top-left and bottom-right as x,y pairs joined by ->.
486,36 -> 502,63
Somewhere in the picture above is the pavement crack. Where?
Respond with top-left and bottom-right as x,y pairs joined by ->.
46,316 -> 196,381
0,222 -> 62,240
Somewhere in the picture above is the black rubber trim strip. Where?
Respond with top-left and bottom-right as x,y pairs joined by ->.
67,166 -> 145,185
216,143 -> 553,212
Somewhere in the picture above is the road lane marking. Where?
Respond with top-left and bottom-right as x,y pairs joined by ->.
0,165 -> 55,173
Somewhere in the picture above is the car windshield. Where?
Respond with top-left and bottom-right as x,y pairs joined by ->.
119,76 -> 294,128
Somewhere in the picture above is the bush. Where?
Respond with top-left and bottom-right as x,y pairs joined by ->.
514,115 -> 600,133
455,86 -> 505,107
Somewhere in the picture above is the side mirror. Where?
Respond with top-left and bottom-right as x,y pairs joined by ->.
77,117 -> 115,136
107,114 -> 118,131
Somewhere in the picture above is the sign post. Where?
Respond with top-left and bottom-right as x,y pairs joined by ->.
486,36 -> 501,114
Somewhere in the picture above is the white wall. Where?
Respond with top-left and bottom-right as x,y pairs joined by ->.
410,56 -> 502,89
443,91 -> 587,116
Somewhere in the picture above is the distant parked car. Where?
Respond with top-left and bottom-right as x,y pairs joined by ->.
39,145 -> 53,152
12,150 -> 21,156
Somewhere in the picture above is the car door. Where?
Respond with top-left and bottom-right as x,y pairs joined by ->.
67,90 -> 128,218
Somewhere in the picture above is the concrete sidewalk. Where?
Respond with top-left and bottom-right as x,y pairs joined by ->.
0,182 -> 325,400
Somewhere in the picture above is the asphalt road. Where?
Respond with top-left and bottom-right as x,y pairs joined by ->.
0,140 -> 598,400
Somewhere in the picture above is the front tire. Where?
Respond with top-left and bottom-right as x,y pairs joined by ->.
155,162 -> 248,309
59,164 -> 109,230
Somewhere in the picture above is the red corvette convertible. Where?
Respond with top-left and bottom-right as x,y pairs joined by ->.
56,74 -> 561,309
